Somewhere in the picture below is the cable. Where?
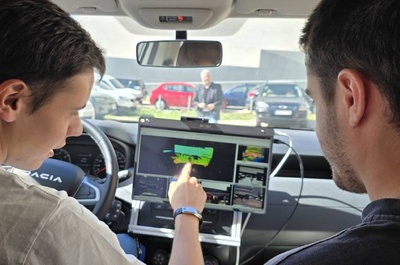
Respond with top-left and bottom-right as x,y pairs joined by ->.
236,212 -> 254,264
239,130 -> 293,239
236,246 -> 240,265
232,213 -> 251,265
269,131 -> 293,178
299,195 -> 363,213
240,138 -> 305,265
238,131 -> 292,263
241,213 -> 252,237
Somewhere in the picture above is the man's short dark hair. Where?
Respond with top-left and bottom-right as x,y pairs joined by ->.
300,0 -> 400,126
0,0 -> 105,113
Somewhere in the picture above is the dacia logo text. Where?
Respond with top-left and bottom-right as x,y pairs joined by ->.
30,172 -> 62,183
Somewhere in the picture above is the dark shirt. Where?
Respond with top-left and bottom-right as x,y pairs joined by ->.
265,199 -> 400,265
193,82 -> 223,119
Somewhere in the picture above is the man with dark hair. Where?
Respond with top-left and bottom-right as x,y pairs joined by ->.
0,0 -> 206,264
266,0 -> 400,264
193,69 -> 224,123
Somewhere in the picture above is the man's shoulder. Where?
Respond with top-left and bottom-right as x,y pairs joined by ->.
210,83 -> 222,90
195,84 -> 205,90
0,167 -> 68,202
265,220 -> 400,265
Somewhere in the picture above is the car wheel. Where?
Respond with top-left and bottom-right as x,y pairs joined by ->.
155,99 -> 167,110
300,121 -> 308,128
95,113 -> 105,119
117,106 -> 132,115
31,119 -> 119,220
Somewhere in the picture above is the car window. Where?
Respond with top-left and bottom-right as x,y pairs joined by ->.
183,86 -> 194,92
262,84 -> 301,98
232,86 -> 247,94
165,85 -> 180,91
74,16 -> 312,130
109,78 -> 126,88
98,81 -> 114,90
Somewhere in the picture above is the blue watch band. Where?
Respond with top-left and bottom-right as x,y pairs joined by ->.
173,206 -> 203,226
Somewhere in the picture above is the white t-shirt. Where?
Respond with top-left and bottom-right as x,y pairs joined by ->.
0,168 -> 145,265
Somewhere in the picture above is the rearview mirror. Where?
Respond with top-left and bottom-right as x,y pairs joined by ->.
136,40 -> 222,68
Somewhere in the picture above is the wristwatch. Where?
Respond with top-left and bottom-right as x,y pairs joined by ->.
173,206 -> 203,226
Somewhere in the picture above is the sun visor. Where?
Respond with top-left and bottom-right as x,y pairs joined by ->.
53,0 -> 119,14
235,0 -> 319,17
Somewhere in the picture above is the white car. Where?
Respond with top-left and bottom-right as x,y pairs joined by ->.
89,89 -> 118,119
93,83 -> 138,114
98,74 -> 144,103
78,100 -> 95,119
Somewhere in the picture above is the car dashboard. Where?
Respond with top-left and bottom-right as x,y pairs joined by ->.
54,133 -> 133,180
53,119 -> 370,264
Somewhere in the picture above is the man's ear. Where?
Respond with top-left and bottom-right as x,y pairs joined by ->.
0,79 -> 29,122
337,69 -> 367,127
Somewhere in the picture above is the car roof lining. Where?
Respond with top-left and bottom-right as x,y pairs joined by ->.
54,0 -> 320,30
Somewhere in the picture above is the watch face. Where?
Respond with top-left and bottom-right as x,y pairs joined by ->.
174,207 -> 203,224
182,206 -> 196,213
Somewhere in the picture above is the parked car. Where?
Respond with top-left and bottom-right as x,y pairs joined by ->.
99,74 -> 144,103
254,81 -> 311,128
117,78 -> 147,96
223,83 -> 259,106
245,84 -> 263,109
78,100 -> 95,119
89,88 -> 117,119
93,83 -> 138,114
149,82 -> 195,109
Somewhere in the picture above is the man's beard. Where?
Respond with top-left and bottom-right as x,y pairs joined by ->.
318,105 -> 367,194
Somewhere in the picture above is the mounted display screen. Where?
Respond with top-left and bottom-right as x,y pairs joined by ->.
132,117 -> 274,214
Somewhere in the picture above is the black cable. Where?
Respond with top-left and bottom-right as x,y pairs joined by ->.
299,195 -> 363,213
240,139 -> 304,265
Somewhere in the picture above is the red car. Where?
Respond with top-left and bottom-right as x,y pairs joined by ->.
150,82 -> 195,109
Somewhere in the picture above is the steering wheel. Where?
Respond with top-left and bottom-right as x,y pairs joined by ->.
30,119 -> 119,220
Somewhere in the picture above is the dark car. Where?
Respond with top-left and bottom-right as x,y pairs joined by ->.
254,81 -> 311,128
149,82 -> 195,109
223,83 -> 258,106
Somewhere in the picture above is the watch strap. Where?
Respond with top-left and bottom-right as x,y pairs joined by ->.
173,206 -> 203,226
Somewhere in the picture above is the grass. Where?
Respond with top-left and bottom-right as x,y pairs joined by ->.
221,110 -> 256,120
105,106 -> 257,122
104,105 -> 316,123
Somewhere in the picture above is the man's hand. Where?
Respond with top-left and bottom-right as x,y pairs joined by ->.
197,102 -> 205,109
168,163 -> 206,212
168,163 -> 206,265
206,103 -> 215,110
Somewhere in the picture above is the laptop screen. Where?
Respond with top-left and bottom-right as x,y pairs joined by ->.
132,117 -> 274,214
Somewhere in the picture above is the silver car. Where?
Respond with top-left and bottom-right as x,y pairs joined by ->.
89,87 -> 117,119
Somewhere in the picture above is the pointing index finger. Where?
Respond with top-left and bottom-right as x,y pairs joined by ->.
177,163 -> 192,182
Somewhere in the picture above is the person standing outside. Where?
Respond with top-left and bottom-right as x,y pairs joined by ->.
193,69 -> 224,123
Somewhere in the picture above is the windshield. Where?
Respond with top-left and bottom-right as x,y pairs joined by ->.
97,82 -> 114,90
109,78 -> 125,89
260,84 -> 303,98
75,15 -> 314,130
